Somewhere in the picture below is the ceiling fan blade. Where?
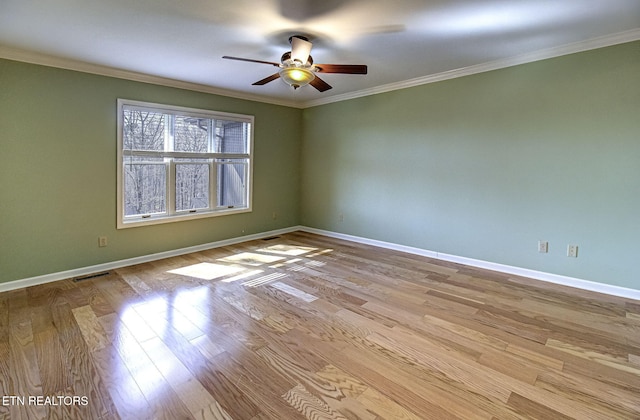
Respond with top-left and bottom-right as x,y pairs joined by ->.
252,73 -> 281,85
290,36 -> 312,65
314,64 -> 368,74
222,56 -> 280,67
309,75 -> 332,92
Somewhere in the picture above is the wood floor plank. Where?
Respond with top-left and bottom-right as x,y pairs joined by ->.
45,386 -> 99,420
546,338 -> 640,375
80,281 -> 116,318
562,359 -> 640,394
33,327 -> 70,395
356,387 -> 425,420
477,349 -> 540,385
504,343 -> 565,371
91,344 -> 154,420
535,369 -> 640,418
0,232 -> 638,419
213,347 -> 306,420
195,293 -> 271,351
50,302 -> 118,420
261,329 -> 330,373
193,401 -> 235,420
506,392 -> 574,420
7,289 -> 29,327
283,383 -> 348,420
517,296 -> 638,338
270,281 -> 319,302
0,293 -> 8,343
140,336 -> 222,417
105,314 -> 193,419
364,300 -> 492,359
28,304 -> 56,336
255,345 -> 338,399
314,365 -> 376,420
72,305 -> 110,353
8,320 -> 46,419
157,325 -> 264,420
366,330 -> 513,404
330,343 -> 470,419
0,341 -> 10,419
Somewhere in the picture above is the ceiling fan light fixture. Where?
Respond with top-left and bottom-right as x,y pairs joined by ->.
279,67 -> 315,89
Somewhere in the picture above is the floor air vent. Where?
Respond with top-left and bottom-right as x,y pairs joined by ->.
262,236 -> 281,241
74,271 -> 111,282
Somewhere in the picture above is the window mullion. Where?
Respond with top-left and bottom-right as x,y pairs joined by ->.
167,159 -> 175,216
208,118 -> 214,153
206,118 -> 215,210
166,114 -> 175,216
165,113 -> 174,152
243,161 -> 250,206
211,159 -> 218,209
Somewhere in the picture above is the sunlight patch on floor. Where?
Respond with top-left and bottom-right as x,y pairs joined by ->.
305,260 -> 326,267
270,258 -> 303,269
168,262 -> 245,280
221,269 -> 264,283
270,282 -> 318,302
306,248 -> 334,257
257,244 -> 317,256
218,252 -> 285,266
242,272 -> 287,288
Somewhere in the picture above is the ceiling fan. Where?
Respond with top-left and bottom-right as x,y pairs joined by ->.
222,35 -> 367,92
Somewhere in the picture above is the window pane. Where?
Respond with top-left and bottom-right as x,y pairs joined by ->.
213,121 -> 249,154
124,163 -> 166,216
176,162 -> 210,211
122,109 -> 165,151
175,116 -> 209,152
217,160 -> 247,208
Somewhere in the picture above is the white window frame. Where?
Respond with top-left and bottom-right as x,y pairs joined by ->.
117,99 -> 254,229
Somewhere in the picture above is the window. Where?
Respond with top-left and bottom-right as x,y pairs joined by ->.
117,99 -> 253,228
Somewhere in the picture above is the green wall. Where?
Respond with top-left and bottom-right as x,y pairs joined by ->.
301,41 -> 640,290
0,59 -> 302,284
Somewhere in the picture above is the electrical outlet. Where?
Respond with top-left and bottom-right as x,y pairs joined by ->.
339,213 -> 344,222
98,236 -> 108,247
538,241 -> 548,253
272,211 -> 277,220
567,244 -> 578,258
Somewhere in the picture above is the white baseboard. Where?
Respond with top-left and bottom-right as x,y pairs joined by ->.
3,225 -> 639,301
298,226 -> 640,301
0,226 -> 299,293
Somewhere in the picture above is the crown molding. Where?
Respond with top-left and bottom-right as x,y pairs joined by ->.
2,28 -> 638,110
302,28 -> 640,108
0,46 -> 303,109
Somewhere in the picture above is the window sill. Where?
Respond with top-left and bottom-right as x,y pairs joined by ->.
117,207 -> 251,229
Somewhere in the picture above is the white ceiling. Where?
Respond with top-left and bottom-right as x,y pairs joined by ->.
1,0 -> 639,107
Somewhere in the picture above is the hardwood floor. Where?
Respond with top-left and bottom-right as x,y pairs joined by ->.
1,231 -> 639,419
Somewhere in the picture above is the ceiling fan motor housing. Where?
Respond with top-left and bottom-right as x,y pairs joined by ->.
280,52 -> 314,68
